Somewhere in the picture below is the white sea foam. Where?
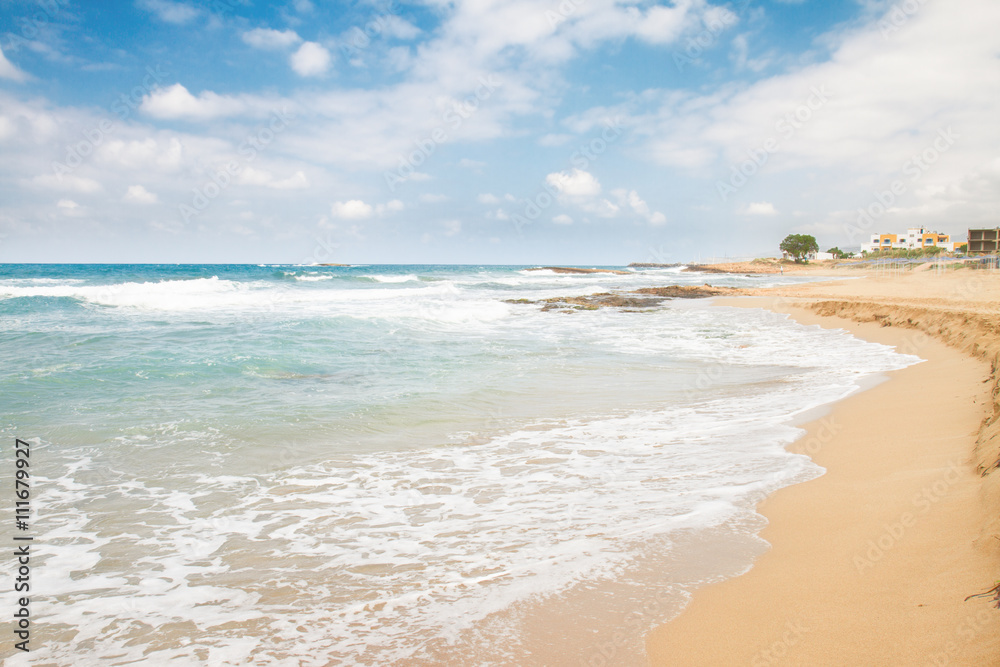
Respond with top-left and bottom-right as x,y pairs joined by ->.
0,277 -> 87,284
1,267 -> 919,665
18,302 -> 918,666
0,276 -> 242,309
294,273 -> 336,281
364,274 -> 420,283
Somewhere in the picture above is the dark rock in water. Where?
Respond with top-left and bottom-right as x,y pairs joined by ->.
505,284 -> 745,312
633,285 -> 737,298
527,266 -> 631,275
627,263 -> 682,268
681,265 -> 730,274
507,293 -> 665,311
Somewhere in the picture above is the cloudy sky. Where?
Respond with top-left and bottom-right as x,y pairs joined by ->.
0,0 -> 996,263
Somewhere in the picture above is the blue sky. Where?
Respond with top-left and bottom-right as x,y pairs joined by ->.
0,0 -> 996,263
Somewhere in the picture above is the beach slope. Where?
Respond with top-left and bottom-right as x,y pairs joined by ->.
647,267 -> 1000,665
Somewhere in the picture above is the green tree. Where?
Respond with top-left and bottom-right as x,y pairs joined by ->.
780,234 -> 819,262
826,247 -> 848,259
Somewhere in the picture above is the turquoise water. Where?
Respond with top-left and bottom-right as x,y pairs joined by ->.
0,264 -> 917,665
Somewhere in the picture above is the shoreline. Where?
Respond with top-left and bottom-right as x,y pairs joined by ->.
646,292 -> 1000,665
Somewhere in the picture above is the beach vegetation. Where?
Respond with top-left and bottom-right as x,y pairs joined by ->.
826,247 -> 849,259
779,234 -> 819,262
864,247 -> 949,259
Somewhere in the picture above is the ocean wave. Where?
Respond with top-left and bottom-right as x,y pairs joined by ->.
31,388 -> 824,665
0,276 -> 242,309
363,274 -> 420,283
294,274 -> 336,282
8,287 -> 921,666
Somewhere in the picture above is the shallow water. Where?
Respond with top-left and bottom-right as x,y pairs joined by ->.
0,264 -> 917,665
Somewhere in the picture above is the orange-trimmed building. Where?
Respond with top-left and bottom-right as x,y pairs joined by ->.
862,227 -> 955,253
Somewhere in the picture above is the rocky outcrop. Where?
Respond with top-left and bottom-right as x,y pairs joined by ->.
505,285 -> 745,312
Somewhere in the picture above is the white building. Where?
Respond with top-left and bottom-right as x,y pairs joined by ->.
780,250 -> 837,261
860,227 -> 957,253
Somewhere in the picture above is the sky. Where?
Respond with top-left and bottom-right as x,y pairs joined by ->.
0,0 -> 997,264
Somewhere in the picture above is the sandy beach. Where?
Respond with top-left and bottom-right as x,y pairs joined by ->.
647,264 -> 1000,665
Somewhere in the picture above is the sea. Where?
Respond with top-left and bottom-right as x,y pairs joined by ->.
0,264 -> 919,666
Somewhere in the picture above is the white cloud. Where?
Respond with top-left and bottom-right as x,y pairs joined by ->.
538,133 -> 572,147
5,0 -> 996,257
613,188 -> 648,215
290,42 -> 332,77
459,158 -> 486,169
98,138 -> 183,171
270,171 -> 310,190
633,4 -> 703,45
375,199 -> 405,215
56,199 -> 86,217
418,193 -> 449,203
331,199 -> 374,219
0,45 -> 27,82
745,201 -> 777,215
589,199 -> 620,217
124,185 -> 159,203
135,0 -> 200,25
238,167 -> 273,187
381,16 -> 422,41
242,28 -> 302,50
442,219 -> 462,236
553,214 -> 573,225
477,193 -> 499,204
31,174 -> 102,193
141,84 -> 247,120
432,0 -> 715,69
635,0 -> 1000,180
545,168 -> 601,197
730,34 -> 770,72
237,168 -> 310,190
612,188 -> 668,225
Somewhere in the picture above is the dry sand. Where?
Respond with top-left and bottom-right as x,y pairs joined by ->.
646,265 -> 1000,665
